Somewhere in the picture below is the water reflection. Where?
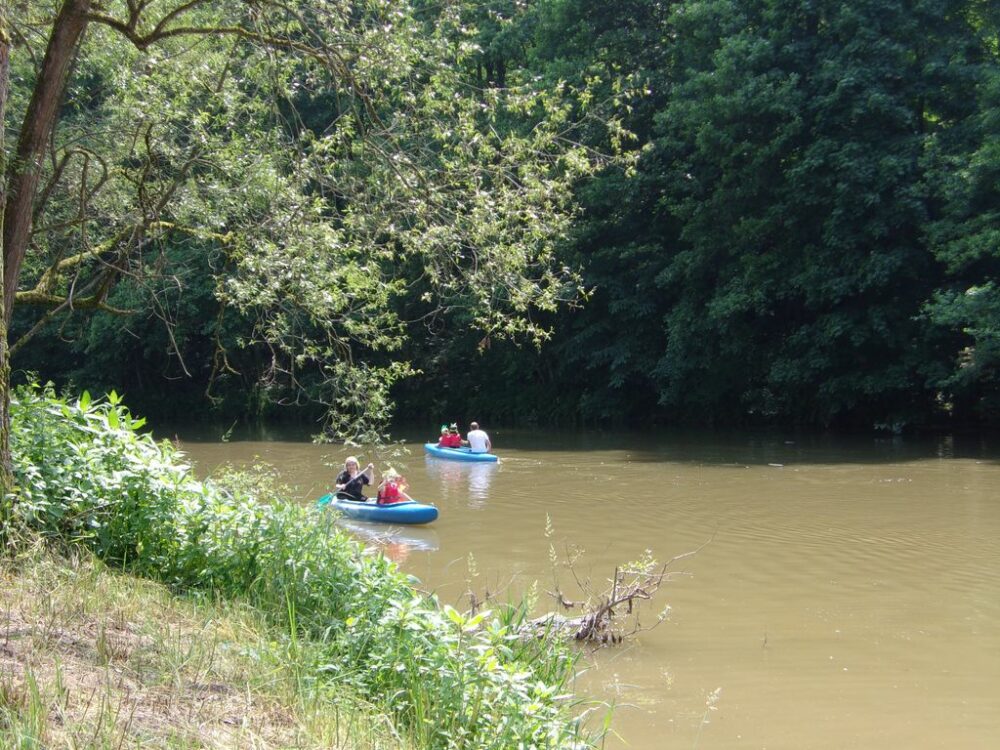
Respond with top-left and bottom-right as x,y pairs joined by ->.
424,456 -> 498,508
466,462 -> 497,503
336,519 -> 440,563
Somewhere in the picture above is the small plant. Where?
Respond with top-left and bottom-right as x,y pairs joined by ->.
0,676 -> 29,721
0,670 -> 48,748
693,687 -> 722,749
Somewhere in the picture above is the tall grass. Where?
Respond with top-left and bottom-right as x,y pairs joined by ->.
0,546 -> 412,749
4,384 -> 594,749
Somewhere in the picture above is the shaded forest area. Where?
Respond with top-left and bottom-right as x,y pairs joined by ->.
9,0 -> 1000,432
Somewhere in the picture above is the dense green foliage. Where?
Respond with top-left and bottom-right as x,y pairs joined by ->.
7,0 -> 1000,431
5,0 -> 604,438
399,0 -> 1000,430
3,384 -> 592,748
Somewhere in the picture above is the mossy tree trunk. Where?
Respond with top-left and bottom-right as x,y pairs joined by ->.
3,0 -> 91,321
0,0 -> 91,499
0,8 -> 12,499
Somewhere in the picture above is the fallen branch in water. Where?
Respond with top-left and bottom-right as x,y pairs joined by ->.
525,539 -> 711,646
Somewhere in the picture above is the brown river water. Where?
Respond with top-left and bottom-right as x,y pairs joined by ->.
178,428 -> 1000,750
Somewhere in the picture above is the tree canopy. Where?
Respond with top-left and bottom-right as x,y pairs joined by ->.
394,0 -> 1000,431
4,0 -> 1000,434
2,0 -> 611,448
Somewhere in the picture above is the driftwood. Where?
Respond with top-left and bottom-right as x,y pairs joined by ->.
523,541 -> 710,646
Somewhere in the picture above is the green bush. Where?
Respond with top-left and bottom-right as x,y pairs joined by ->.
5,383 -> 591,749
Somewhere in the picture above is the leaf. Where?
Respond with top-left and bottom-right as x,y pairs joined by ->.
444,605 -> 465,628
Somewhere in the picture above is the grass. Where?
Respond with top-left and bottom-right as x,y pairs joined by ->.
3,385 -> 593,749
0,542 -> 412,750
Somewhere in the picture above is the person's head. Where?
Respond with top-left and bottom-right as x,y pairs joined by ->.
383,467 -> 399,482
344,456 -> 359,472
449,422 -> 459,434
440,425 -> 449,435
470,421 -> 479,430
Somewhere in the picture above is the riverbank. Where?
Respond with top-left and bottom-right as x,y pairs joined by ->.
0,546 -> 409,748
1,384 -> 594,749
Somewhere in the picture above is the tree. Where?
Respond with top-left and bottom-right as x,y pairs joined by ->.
1,0 -> 601,489
436,0 -> 999,430
475,0 -> 993,429
642,0 -> 989,428
926,47 -> 1000,419
1,5 -> 11,489
393,0 -> 666,425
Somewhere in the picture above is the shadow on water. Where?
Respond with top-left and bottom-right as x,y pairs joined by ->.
161,420 -> 1000,467
486,428 -> 1000,466
155,420 -> 319,444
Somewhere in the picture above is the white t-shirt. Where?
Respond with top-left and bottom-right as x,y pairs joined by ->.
467,429 -> 490,453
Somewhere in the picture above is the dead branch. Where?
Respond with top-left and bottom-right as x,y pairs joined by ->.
524,539 -> 711,646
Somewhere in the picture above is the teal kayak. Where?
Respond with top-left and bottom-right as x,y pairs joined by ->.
317,493 -> 439,525
423,442 -> 498,462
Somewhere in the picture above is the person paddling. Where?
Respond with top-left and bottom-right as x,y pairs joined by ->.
335,456 -> 374,502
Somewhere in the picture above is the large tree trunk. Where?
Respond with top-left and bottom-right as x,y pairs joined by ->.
3,0 -> 90,323
0,0 -> 90,498
0,7 -> 13,497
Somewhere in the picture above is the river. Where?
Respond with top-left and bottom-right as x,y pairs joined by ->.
177,427 -> 1000,749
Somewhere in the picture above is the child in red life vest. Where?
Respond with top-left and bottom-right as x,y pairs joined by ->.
377,468 -> 412,505
441,423 -> 463,448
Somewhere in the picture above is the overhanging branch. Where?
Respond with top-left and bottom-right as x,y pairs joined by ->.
13,289 -> 132,313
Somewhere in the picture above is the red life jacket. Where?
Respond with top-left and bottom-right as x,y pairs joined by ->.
443,433 -> 462,448
378,480 -> 403,504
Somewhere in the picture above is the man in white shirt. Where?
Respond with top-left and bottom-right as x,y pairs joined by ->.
465,421 -> 492,453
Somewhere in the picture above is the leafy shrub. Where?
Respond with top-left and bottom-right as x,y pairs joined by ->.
5,384 -> 591,749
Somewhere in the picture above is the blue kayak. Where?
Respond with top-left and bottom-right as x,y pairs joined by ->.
423,442 -> 498,463
317,493 -> 438,525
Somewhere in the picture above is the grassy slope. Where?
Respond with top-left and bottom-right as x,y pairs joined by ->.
0,545 -> 412,750
2,386 -> 593,749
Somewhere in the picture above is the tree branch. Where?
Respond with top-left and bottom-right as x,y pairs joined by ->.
13,288 -> 132,313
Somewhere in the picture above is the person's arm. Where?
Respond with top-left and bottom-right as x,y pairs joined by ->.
485,434 -> 492,451
362,463 -> 375,484
335,472 -> 347,491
